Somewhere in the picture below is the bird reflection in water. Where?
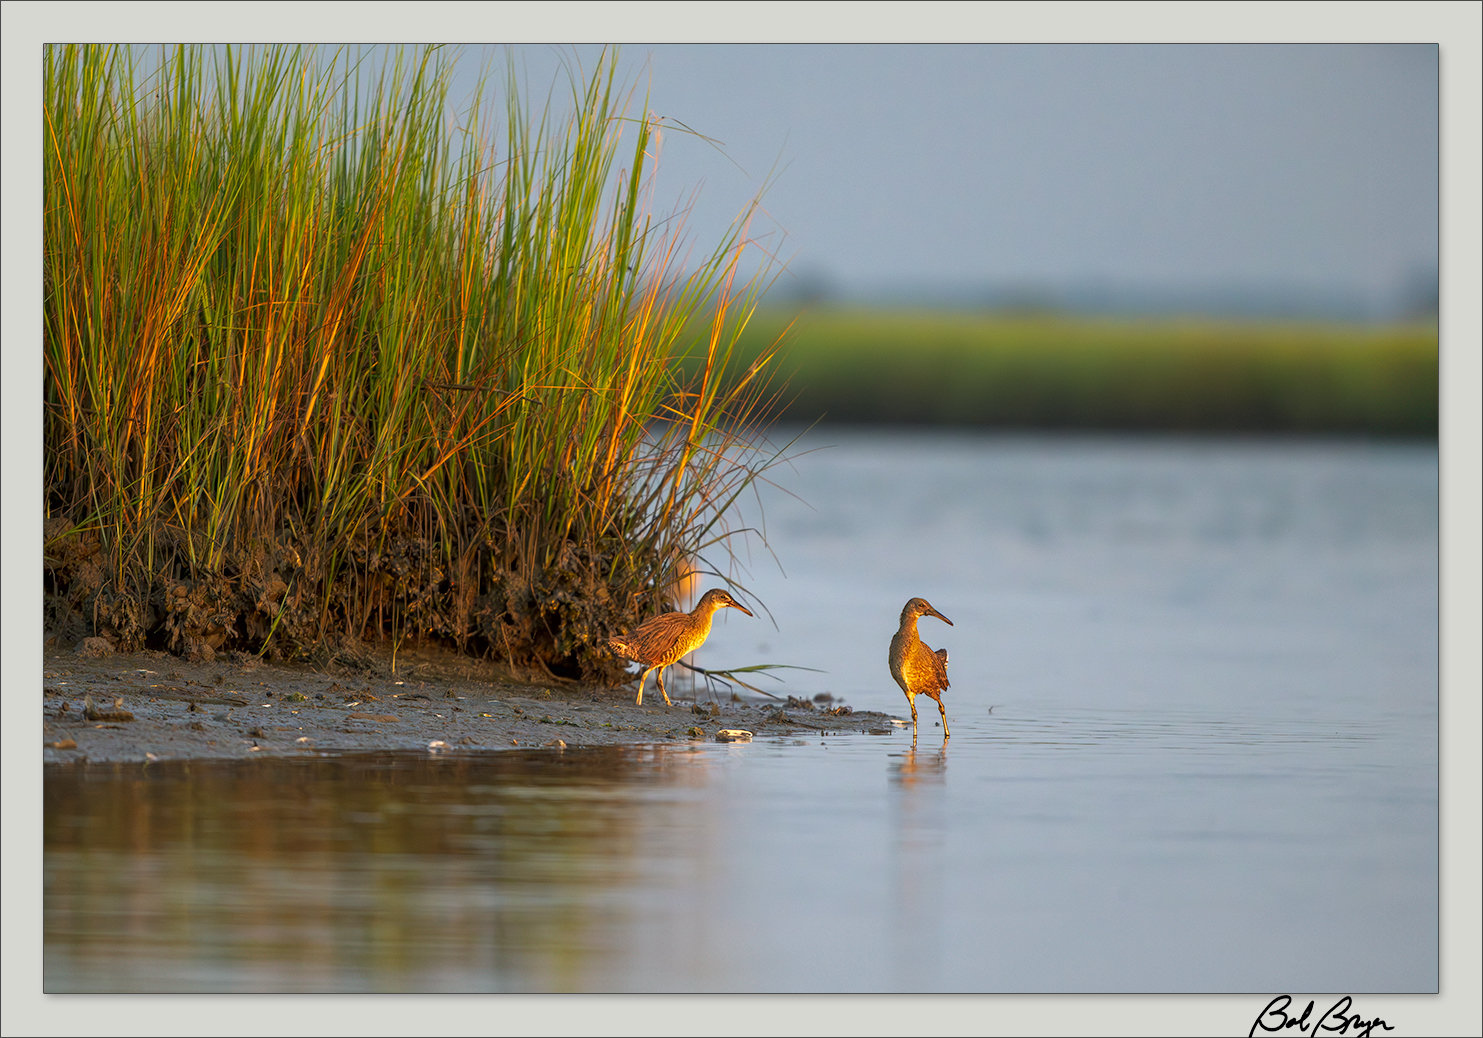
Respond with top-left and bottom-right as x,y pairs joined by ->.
890,736 -> 947,788
889,737 -> 948,989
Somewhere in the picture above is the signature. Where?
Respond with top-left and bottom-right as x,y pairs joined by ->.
1250,995 -> 1395,1038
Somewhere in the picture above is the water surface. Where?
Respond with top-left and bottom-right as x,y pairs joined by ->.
45,432 -> 1437,992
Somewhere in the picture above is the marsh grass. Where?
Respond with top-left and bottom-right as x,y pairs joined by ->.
44,44 -> 784,679
729,307 -> 1437,435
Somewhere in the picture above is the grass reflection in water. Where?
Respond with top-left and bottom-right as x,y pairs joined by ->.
44,748 -> 701,992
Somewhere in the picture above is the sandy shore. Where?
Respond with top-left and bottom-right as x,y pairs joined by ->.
40,641 -> 907,765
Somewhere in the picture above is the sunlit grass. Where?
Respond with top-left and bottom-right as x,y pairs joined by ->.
44,44 -> 784,678
730,307 -> 1437,435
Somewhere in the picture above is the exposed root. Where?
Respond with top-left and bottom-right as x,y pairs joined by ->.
43,521 -> 667,684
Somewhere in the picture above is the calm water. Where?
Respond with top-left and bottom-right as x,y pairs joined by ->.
44,431 -> 1438,992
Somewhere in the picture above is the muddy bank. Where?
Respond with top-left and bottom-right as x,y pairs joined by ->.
40,641 -> 910,766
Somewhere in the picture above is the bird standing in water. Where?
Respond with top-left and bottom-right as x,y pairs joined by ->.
889,597 -> 954,736
608,588 -> 754,705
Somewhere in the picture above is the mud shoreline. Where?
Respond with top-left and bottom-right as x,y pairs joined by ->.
41,641 -> 909,766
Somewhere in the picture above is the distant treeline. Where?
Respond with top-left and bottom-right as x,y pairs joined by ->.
720,309 -> 1437,436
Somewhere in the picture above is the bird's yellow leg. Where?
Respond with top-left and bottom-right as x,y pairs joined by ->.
908,692 -> 918,730
636,666 -> 655,705
936,698 -> 950,738
656,667 -> 673,706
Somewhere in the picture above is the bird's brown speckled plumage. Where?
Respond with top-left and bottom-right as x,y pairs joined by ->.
888,597 -> 953,736
608,588 -> 753,705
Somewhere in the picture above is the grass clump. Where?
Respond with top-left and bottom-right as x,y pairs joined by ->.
732,307 -> 1437,435
44,44 -> 783,679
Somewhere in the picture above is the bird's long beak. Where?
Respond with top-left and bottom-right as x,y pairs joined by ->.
927,607 -> 953,626
729,601 -> 754,617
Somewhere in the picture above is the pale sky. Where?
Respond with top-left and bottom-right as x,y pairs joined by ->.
30,37 -> 1446,318
454,43 -> 1438,318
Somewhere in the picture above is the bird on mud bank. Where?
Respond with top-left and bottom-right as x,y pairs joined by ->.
608,588 -> 754,706
889,597 -> 954,737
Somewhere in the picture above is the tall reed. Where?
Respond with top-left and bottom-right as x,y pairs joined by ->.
44,44 -> 782,677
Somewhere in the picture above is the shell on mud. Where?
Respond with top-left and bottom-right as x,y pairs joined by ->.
714,729 -> 753,742
82,694 -> 134,722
